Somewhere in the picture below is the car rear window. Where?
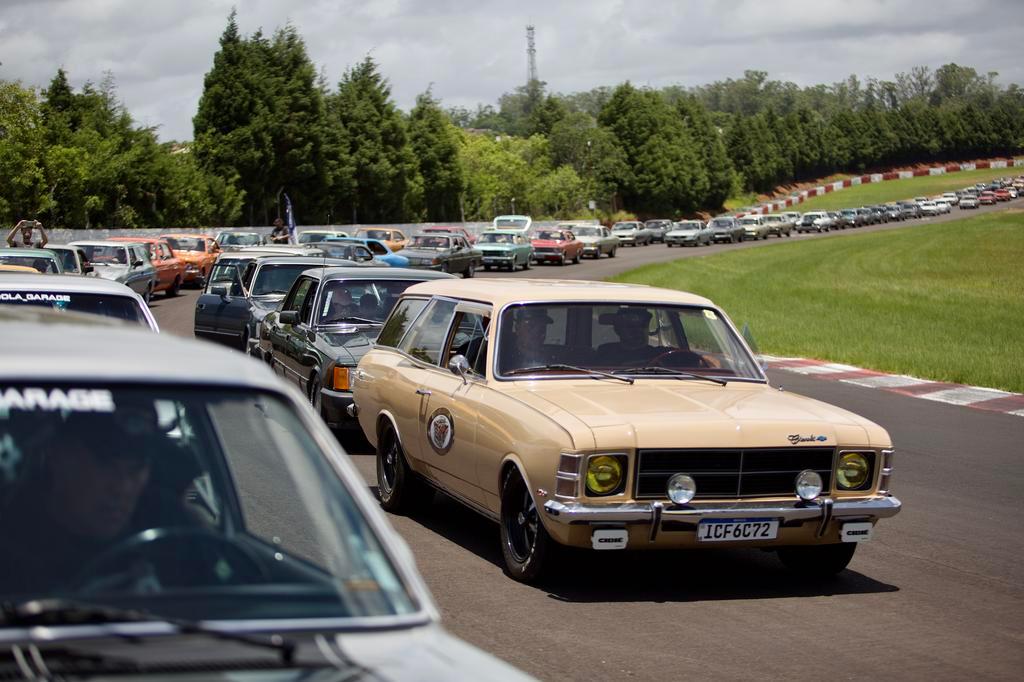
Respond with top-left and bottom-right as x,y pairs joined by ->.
0,291 -> 147,325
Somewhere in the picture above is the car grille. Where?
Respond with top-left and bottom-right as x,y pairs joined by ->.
534,247 -> 558,254
635,447 -> 834,499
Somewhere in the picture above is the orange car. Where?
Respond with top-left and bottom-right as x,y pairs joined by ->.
160,233 -> 221,287
108,237 -> 186,297
353,227 -> 408,252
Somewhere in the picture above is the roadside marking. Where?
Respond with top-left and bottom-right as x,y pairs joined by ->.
763,356 -> 1024,418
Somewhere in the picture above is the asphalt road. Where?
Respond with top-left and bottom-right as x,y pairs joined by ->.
152,201 -> 1024,680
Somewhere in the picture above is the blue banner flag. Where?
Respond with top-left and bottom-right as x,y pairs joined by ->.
284,193 -> 298,245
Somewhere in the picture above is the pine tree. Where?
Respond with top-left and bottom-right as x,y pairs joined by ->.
408,90 -> 464,221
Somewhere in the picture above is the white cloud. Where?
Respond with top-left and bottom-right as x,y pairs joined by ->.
1,0 -> 1021,141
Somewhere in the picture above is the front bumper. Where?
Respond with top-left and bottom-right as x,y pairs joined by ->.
533,251 -> 565,262
543,495 -> 901,546
320,386 -> 357,428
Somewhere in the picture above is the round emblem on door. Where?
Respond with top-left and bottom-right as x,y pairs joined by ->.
427,408 -> 454,455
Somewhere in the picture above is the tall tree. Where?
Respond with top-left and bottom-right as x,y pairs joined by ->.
408,90 -> 464,221
328,56 -> 420,223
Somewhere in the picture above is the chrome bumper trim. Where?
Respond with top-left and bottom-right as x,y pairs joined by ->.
543,495 -> 901,527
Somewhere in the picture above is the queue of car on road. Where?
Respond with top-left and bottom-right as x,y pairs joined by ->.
2,174 -> 1020,678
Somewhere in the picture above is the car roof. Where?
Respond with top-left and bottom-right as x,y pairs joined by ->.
0,319 -> 282,389
160,233 -> 214,238
401,278 -> 714,308
303,266 -> 456,282
259,257 -> 355,268
69,240 -> 134,247
107,236 -> 167,244
37,244 -> 76,251
0,247 -> 59,257
478,230 -> 520,236
0,273 -> 140,294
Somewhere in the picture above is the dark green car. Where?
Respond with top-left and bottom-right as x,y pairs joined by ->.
256,266 -> 457,429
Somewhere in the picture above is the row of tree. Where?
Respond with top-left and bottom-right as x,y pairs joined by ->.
2,12 -> 1022,228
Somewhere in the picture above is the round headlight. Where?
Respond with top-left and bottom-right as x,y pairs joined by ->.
795,470 -> 823,501
837,452 -> 870,489
666,473 -> 696,504
586,455 -> 624,496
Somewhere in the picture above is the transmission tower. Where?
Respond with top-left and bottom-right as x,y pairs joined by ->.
526,25 -> 538,85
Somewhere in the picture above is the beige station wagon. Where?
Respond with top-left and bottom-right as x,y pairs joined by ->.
351,279 -> 901,581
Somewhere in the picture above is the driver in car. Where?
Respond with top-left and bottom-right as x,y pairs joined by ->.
0,411 -> 163,594
596,308 -> 667,366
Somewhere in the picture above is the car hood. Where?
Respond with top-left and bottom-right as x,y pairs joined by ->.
476,243 -> 517,252
503,381 -> 888,450
531,239 -> 568,248
92,264 -> 131,281
318,325 -> 381,364
575,235 -> 604,244
709,224 -> 734,232
402,248 -> 447,258
668,228 -> 700,236
0,625 -> 530,681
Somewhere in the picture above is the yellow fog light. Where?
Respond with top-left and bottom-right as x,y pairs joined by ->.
586,455 -> 624,496
837,452 -> 870,490
332,366 -> 351,391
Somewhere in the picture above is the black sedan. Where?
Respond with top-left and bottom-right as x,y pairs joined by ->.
256,267 -> 457,429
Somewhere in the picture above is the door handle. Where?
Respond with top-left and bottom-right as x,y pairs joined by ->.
415,389 -> 432,396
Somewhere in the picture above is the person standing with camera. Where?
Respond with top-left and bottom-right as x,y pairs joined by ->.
6,219 -> 49,248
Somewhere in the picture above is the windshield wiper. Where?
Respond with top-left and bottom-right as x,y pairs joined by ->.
324,316 -> 378,324
504,363 -> 634,384
1,599 -> 296,664
613,366 -> 728,386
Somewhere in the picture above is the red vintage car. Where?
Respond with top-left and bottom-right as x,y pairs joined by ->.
530,228 -> 584,265
993,189 -> 1011,202
978,191 -> 998,205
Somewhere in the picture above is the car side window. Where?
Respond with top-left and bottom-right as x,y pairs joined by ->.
284,277 -> 314,312
299,281 -> 318,324
399,298 -> 457,365
445,311 -> 491,375
377,298 -> 429,348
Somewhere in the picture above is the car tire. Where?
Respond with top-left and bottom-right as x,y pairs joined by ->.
500,467 -> 554,582
166,276 -> 181,298
376,421 -> 433,514
484,265 -> 492,271
609,247 -> 616,258
440,263 -> 450,274
463,263 -> 475,279
143,284 -> 153,304
522,256 -> 531,270
573,251 -> 581,264
558,254 -> 565,266
309,376 -> 323,417
778,542 -> 857,577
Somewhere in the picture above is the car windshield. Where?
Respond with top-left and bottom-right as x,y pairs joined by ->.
571,227 -> 599,237
0,385 -> 416,621
675,222 -> 701,229
251,263 -> 320,296
0,291 -> 147,325
409,235 -> 450,249
316,279 -> 421,325
218,233 -> 261,246
495,303 -> 762,380
164,237 -> 205,252
315,243 -> 371,261
478,233 -> 512,244
534,231 -> 564,241
710,219 -> 733,228
358,230 -> 391,240
494,218 -> 528,229
0,255 -> 59,274
298,232 -> 329,244
612,224 -> 634,231
740,218 -> 758,225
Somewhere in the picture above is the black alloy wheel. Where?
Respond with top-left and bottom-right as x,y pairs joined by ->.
376,422 -> 433,514
500,468 -> 553,582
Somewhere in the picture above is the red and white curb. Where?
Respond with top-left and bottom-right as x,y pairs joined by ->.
761,355 -> 1024,418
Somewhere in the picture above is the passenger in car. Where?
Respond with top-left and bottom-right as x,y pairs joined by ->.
501,307 -> 564,371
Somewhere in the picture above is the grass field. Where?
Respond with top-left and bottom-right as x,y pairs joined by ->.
787,166 -> 1021,212
610,210 -> 1024,393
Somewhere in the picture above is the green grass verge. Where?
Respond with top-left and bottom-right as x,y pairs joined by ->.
789,166 -> 1021,212
610,210 -> 1024,393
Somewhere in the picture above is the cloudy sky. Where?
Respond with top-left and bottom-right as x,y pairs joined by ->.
2,0 -> 1022,141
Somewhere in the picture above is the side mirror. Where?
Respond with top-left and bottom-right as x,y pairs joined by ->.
132,259 -> 145,268
280,310 -> 299,325
82,264 -> 94,274
448,354 -> 470,384
210,284 -> 230,299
